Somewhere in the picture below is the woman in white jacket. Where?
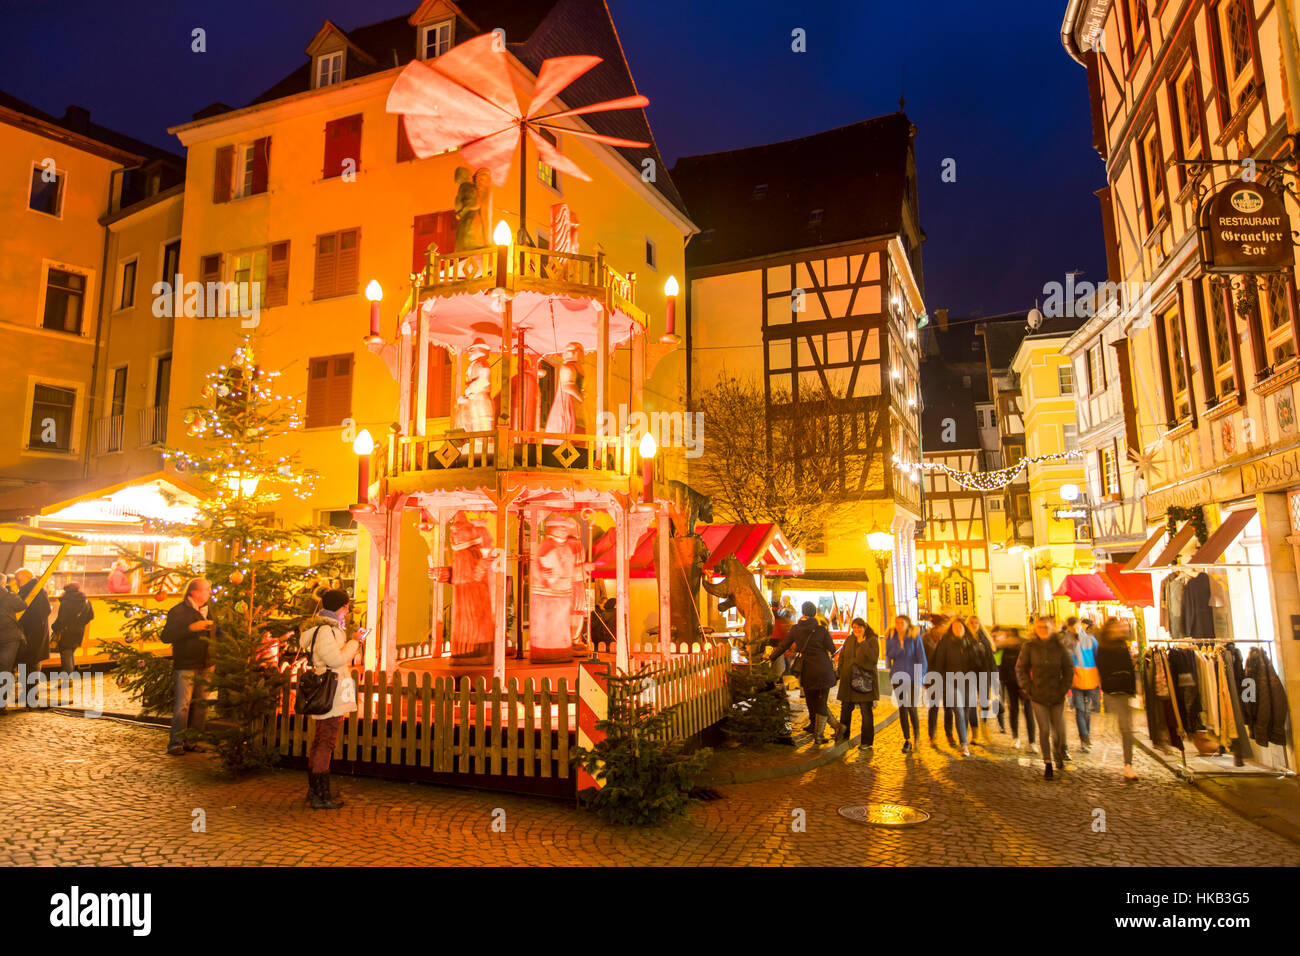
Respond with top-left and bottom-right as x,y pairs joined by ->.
303,590 -> 360,810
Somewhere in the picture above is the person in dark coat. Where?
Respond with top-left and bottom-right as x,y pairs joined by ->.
885,615 -> 925,753
1016,617 -> 1075,779
996,627 -> 1035,751
14,569 -> 52,675
52,583 -> 94,694
922,614 -> 946,744
1095,618 -> 1138,781
965,616 -> 996,741
932,618 -> 978,756
161,577 -> 215,755
834,618 -> 880,750
0,579 -> 26,708
766,601 -> 844,745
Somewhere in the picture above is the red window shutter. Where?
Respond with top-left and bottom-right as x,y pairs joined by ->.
314,232 -> 337,299
250,137 -> 270,195
305,357 -> 331,428
324,114 -> 362,179
213,145 -> 233,203
200,254 -> 221,284
397,116 -> 416,163
433,212 -> 457,259
336,229 -> 359,294
328,354 -> 353,425
427,345 -> 453,418
413,213 -> 442,272
265,241 -> 290,308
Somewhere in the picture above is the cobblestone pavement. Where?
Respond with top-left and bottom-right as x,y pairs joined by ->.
1,707 -> 1296,866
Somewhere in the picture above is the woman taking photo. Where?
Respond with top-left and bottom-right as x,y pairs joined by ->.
301,589 -> 362,809
835,617 -> 880,750
767,601 -> 844,745
885,615 -> 925,753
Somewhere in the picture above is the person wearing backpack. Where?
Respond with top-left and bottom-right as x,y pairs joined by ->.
834,617 -> 880,750
301,589 -> 361,809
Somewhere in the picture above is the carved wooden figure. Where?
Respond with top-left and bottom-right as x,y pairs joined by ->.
701,554 -> 774,662
449,512 -> 495,664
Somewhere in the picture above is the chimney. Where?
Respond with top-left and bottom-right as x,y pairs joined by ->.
62,105 -> 91,133
934,308 -> 949,331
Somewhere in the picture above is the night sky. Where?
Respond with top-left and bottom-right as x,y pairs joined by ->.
1,0 -> 1106,316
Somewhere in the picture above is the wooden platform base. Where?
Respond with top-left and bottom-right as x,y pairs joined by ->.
393,655 -> 606,686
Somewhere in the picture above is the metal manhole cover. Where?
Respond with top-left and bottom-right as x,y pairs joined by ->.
837,803 -> 930,827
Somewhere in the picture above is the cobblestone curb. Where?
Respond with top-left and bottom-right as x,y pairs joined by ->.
700,709 -> 900,785
1135,736 -> 1300,847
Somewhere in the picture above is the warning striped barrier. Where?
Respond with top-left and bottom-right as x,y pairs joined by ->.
577,659 -> 611,791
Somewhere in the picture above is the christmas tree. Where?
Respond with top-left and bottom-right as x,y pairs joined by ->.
722,658 -> 792,746
102,336 -> 354,774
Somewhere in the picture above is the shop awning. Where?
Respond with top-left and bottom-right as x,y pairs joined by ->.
1187,507 -> 1256,565
1148,521 -> 1200,569
1053,573 -> 1117,602
0,471 -> 205,523
590,522 -> 796,579
1121,524 -> 1168,572
1098,563 -> 1155,607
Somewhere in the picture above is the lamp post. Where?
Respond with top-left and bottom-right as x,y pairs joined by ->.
353,429 -> 375,505
364,279 -> 383,344
639,431 -> 658,503
661,275 -> 680,344
866,526 -> 893,633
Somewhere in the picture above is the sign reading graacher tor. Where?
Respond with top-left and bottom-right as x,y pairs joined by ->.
1200,181 -> 1293,274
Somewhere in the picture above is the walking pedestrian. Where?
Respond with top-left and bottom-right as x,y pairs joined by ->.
767,601 -> 844,745
14,569 -> 52,676
0,582 -> 26,710
1096,618 -> 1139,781
965,615 -> 996,741
51,583 -> 93,699
1016,616 -> 1075,779
1066,616 -> 1101,752
996,627 -> 1036,750
885,615 -> 925,753
933,618 -> 979,756
301,589 -> 361,810
835,617 -> 879,749
922,613 -> 945,745
161,577 -> 215,755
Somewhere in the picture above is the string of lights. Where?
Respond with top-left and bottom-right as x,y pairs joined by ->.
891,450 -> 1084,491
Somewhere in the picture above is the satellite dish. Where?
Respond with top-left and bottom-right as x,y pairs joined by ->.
1027,307 -> 1043,330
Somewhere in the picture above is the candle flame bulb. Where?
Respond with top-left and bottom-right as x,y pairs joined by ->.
493,220 -> 512,246
365,280 -> 383,302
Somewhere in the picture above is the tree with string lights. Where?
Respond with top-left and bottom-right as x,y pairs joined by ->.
102,336 -> 354,774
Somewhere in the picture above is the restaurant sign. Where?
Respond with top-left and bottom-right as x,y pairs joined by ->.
1200,181 -> 1293,274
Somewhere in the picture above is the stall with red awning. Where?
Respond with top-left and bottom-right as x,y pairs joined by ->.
590,522 -> 798,578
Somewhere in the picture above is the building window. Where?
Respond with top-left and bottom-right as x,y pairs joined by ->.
1057,364 -> 1074,395
988,498 -> 1002,511
1205,277 -> 1235,397
323,114 -> 363,180
214,139 -> 270,203
421,20 -> 453,60
1063,423 -> 1078,451
161,240 -> 181,291
232,249 -> 268,313
1122,0 -> 1150,59
29,384 -> 76,451
808,208 -> 824,226
1016,493 -> 1030,516
101,365 -> 127,453
1100,444 -> 1119,496
1176,64 -> 1203,161
1085,344 -> 1104,394
43,268 -> 86,334
315,51 -> 344,89
306,354 -> 353,428
117,259 -> 137,310
645,238 -> 657,270
1165,306 -> 1190,421
536,128 -> 558,190
1140,123 -> 1167,228
1262,273 -> 1297,369
29,165 -> 64,216
1007,444 -> 1024,466
1218,0 -> 1257,114
975,409 -> 984,428
313,228 -> 360,300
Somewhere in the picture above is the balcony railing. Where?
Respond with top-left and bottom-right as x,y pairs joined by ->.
94,414 -> 124,454
137,405 -> 166,447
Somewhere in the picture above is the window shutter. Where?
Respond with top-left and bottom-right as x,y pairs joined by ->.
251,137 -> 270,195
213,145 -> 234,203
314,233 -> 337,299
427,345 -> 453,418
265,241 -> 290,308
322,115 -> 362,179
397,116 -> 416,162
337,229 -> 359,295
200,254 -> 221,284
413,213 -> 455,272
306,357 -> 331,428
329,354 -> 353,425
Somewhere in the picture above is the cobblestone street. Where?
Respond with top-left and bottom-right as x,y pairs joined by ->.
2,707 -> 1296,867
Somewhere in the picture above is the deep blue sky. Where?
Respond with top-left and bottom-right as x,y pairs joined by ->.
1,0 -> 1106,316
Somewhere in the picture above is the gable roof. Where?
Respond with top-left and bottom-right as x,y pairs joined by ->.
979,313 -> 1085,372
671,112 -> 915,270
246,0 -> 687,217
0,90 -> 181,166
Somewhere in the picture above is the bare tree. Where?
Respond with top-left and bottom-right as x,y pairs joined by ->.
689,372 -> 882,549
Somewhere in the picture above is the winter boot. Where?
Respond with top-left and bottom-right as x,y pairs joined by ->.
322,773 -> 344,805
308,772 -> 341,810
812,714 -> 828,745
828,715 -> 846,741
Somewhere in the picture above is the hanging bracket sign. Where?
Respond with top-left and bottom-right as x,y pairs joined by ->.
1200,181 -> 1293,274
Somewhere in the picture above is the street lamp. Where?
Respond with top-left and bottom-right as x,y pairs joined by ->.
661,275 -> 680,344
353,429 -> 375,505
364,279 -> 383,344
866,525 -> 893,632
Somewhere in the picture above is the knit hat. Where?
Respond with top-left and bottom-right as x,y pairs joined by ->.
320,589 -> 350,612
801,601 -> 817,618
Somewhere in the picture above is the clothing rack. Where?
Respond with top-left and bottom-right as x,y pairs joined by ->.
1143,641 -> 1293,782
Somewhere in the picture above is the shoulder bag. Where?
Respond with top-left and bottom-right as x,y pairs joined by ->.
294,625 -> 339,716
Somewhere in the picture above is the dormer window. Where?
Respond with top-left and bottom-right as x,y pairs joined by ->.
752,183 -> 768,199
808,208 -> 824,225
421,19 -> 453,59
315,51 -> 344,89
